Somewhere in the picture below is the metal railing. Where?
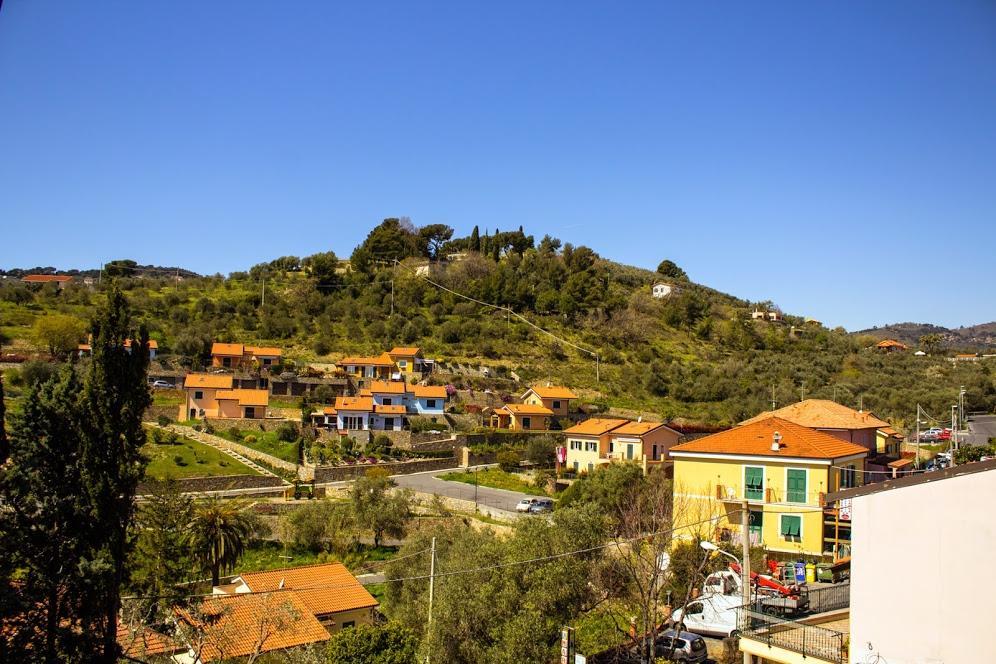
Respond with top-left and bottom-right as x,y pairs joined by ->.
739,607 -> 846,664
714,484 -> 826,505
807,581 -> 850,615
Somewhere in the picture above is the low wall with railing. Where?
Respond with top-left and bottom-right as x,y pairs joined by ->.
739,608 -> 847,664
313,456 -> 459,483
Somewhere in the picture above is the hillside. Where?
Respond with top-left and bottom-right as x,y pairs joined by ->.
856,321 -> 996,350
2,218 -> 994,428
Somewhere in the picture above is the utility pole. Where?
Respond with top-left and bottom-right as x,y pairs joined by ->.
740,501 -> 751,664
390,280 -> 394,316
859,394 -> 863,412
915,404 -> 922,467
426,536 -> 437,664
951,404 -> 958,466
595,354 -> 600,383
261,278 -> 266,308
771,385 -> 776,411
800,381 -> 805,402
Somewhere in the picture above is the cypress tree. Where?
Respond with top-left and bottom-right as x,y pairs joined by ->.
77,288 -> 152,663
470,225 -> 480,252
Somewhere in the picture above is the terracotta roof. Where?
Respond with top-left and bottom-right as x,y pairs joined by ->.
238,562 -> 378,617
335,396 -> 374,411
368,380 -> 408,394
124,338 -> 158,349
888,458 -> 915,469
388,346 -> 422,356
501,403 -> 554,415
212,342 -> 245,356
184,373 -> 234,389
339,353 -> 394,366
374,404 -> 407,415
412,384 -> 447,398
876,339 -> 908,349
247,345 -> 282,357
178,591 -> 329,662
610,421 -> 676,436
358,388 -> 372,397
215,389 -> 270,407
563,418 -> 628,436
321,406 -> 338,416
117,623 -> 178,658
524,385 -> 578,400
739,399 -> 890,431
670,417 -> 869,460
22,274 -> 73,283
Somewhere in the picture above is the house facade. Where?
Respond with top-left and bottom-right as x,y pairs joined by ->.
563,418 -> 628,474
670,417 -> 867,560
490,403 -> 553,431
410,384 -> 447,417
210,342 -> 283,370
520,384 -> 578,417
338,353 -> 395,380
180,373 -> 268,419
387,346 -> 425,376
652,282 -> 673,299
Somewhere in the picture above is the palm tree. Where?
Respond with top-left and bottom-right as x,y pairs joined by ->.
191,498 -> 257,586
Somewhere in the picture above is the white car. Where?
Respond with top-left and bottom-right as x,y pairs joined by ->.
669,593 -> 742,638
151,380 -> 174,389
515,498 -> 538,513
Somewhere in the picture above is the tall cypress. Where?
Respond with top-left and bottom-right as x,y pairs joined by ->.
470,225 -> 480,252
77,287 -> 152,663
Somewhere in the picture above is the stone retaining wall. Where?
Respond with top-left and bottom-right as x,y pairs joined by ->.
169,425 -> 300,474
137,474 -> 286,495
313,456 -> 459,483
203,417 -> 292,434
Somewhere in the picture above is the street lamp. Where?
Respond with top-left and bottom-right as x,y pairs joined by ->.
699,540 -> 739,565
701,538 -> 751,655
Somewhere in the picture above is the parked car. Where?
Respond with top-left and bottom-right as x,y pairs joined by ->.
669,593 -> 741,638
515,498 -> 538,513
527,498 -> 554,514
937,429 -> 952,441
151,380 -> 174,389
651,629 -> 708,663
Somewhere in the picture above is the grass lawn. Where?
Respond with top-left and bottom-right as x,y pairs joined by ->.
438,468 -> 548,496
144,435 -> 259,479
151,390 -> 183,406
268,398 -> 300,410
216,429 -> 300,464
236,541 -> 401,576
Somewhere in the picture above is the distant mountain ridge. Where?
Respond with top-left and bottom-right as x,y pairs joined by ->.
855,321 -> 996,350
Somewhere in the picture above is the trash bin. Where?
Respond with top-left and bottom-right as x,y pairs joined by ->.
794,561 -> 806,583
816,563 -> 834,583
805,563 -> 816,584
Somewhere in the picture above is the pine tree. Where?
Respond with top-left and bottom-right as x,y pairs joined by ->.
469,225 -> 480,252
77,287 -> 152,663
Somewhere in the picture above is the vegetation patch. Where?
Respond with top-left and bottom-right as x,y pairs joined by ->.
439,468 -> 548,496
143,432 -> 258,479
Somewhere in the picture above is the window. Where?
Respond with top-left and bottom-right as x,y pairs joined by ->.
222,357 -> 231,367
573,461 -> 579,472
383,397 -> 392,406
626,444 -> 634,460
521,417 -> 531,428
384,417 -> 394,429
686,602 -> 703,615
426,399 -> 437,408
194,391 -> 203,400
653,444 -> 660,461
585,441 -> 597,452
262,358 -> 272,366
748,510 -> 763,543
840,465 -> 857,489
587,462 -> 593,472
569,440 -> 582,451
552,400 -> 561,409
244,407 -> 255,418
342,621 -> 355,629
786,469 -> 807,503
780,515 -> 802,542
398,360 -> 407,368
744,466 -> 764,501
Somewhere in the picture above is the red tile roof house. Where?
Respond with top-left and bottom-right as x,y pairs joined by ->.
21,274 -> 73,289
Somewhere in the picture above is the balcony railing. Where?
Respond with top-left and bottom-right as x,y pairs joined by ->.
739,608 -> 847,664
714,484 -> 825,506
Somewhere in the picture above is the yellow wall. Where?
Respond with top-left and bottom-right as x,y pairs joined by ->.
565,434 -> 605,472
523,392 -> 571,417
321,607 -> 376,632
391,354 -> 419,375
672,455 -> 864,558
510,413 -> 548,431
182,387 -> 222,419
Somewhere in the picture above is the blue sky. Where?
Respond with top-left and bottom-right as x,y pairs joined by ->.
1,1 -> 994,331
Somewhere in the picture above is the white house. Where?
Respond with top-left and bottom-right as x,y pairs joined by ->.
410,384 -> 447,418
652,282 -> 673,299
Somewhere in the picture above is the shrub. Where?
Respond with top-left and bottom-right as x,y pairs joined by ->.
156,415 -> 172,427
497,450 -> 520,472
173,455 -> 188,466
203,421 -> 215,435
192,424 -> 202,432
244,434 -> 258,444
276,423 -> 299,442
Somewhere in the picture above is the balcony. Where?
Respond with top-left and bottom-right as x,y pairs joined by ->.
738,608 -> 848,664
715,484 -> 826,506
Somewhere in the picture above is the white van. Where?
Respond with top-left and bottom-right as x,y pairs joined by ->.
669,593 -> 741,638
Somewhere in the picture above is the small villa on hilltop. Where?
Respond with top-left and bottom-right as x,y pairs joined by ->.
210,342 -> 283,370
562,417 -> 681,475
22,274 -> 73,288
490,403 -> 553,431
311,380 -> 448,432
875,338 -> 908,352
338,346 -> 432,381
520,384 -> 578,417
180,373 -> 270,420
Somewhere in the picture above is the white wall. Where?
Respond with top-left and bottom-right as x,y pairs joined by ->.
849,467 -> 996,664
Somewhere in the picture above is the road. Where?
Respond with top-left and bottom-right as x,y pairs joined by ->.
964,415 -> 996,447
390,465 -> 530,517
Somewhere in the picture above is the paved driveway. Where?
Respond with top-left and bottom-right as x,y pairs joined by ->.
965,415 -> 996,447
391,465 -> 530,516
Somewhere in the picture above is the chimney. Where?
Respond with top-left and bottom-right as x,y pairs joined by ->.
637,416 -> 643,423
771,431 -> 782,452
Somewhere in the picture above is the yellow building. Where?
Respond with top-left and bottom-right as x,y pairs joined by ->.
387,346 -> 425,375
490,403 -> 553,430
179,373 -> 269,420
563,418 -> 628,473
520,384 -> 578,417
670,417 -> 867,560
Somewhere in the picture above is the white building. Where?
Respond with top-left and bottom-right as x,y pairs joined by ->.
652,282 -> 673,299
829,459 -> 996,664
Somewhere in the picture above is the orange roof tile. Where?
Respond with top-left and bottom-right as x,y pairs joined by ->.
212,342 -> 245,356
610,421 -> 675,436
321,406 -> 338,416
215,389 -> 270,407
124,338 -> 158,349
184,373 -> 234,389
374,404 -> 407,415
876,339 -> 908,349
22,274 -> 73,283
388,346 -> 422,357
178,591 -> 329,661
117,623 -> 179,658
563,418 -> 628,436
412,384 -> 447,399
335,396 -> 373,411
501,403 -> 554,415
739,399 -> 890,431
670,417 -> 869,460
525,385 -> 578,400
339,353 -> 395,366
247,345 -> 283,357
238,562 -> 378,617
368,380 -> 408,394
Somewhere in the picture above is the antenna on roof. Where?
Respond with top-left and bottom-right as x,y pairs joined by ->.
637,416 -> 642,423
278,578 -> 285,589
771,431 -> 782,452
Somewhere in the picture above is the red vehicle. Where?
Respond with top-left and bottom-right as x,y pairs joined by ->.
937,428 -> 952,441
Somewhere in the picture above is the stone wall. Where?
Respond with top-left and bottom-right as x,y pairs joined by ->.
313,456 -> 458,483
203,417 -> 291,434
137,474 -> 286,495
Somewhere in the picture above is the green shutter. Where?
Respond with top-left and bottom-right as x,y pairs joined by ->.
787,469 -> 807,503
745,467 -> 764,500
780,515 -> 801,539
